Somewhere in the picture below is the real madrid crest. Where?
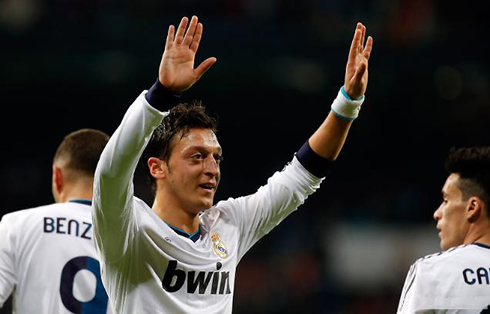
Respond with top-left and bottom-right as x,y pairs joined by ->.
210,232 -> 228,259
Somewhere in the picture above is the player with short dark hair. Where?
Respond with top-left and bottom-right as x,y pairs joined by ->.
93,15 -> 373,313
141,101 -> 218,195
398,147 -> 490,313
0,129 -> 113,313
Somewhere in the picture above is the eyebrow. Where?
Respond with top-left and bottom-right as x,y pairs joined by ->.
185,145 -> 222,154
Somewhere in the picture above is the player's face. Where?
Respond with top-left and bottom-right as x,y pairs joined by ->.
433,173 -> 470,250
165,128 -> 222,214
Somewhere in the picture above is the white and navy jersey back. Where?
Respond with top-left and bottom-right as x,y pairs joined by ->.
92,89 -> 325,313
397,243 -> 490,314
0,200 -> 112,314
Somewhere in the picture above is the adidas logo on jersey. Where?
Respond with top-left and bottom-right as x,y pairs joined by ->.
162,260 -> 231,295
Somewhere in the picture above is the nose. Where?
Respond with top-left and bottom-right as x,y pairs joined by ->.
203,155 -> 220,177
433,205 -> 442,222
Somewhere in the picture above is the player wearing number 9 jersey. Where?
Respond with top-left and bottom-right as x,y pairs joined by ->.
0,129 -> 113,313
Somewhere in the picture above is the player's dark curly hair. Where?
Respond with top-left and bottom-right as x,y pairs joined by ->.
53,129 -> 110,177
141,101 -> 217,194
445,147 -> 490,207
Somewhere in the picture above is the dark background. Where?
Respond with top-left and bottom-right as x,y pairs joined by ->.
1,0 -> 489,312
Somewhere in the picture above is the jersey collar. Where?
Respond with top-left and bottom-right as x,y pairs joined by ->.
69,199 -> 92,206
165,223 -> 201,243
474,242 -> 490,250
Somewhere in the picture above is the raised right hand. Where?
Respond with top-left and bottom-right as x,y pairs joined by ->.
159,16 -> 217,93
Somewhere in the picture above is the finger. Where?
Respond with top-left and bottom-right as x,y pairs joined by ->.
347,25 -> 362,63
362,36 -> 373,60
194,57 -> 217,80
165,25 -> 175,50
360,23 -> 366,51
190,23 -> 203,53
175,16 -> 189,45
183,15 -> 198,47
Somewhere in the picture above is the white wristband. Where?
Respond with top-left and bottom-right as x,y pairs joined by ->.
331,86 -> 365,120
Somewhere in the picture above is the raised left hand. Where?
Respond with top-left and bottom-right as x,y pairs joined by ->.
344,23 -> 373,99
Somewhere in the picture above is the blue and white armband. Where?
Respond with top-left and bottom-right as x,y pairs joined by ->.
331,86 -> 365,120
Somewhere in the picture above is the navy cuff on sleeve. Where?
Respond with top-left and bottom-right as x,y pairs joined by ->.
295,141 -> 333,178
145,78 -> 183,111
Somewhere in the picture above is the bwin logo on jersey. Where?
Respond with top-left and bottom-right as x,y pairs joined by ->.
211,232 -> 228,259
162,260 -> 231,295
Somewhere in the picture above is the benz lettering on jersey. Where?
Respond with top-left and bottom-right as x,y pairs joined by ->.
162,260 -> 231,295
43,216 -> 93,240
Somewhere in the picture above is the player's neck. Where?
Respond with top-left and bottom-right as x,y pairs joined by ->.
152,195 -> 200,235
471,232 -> 490,247
465,222 -> 490,247
57,183 -> 93,203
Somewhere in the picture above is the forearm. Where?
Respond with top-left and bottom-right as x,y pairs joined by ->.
308,20 -> 372,162
308,111 -> 353,161
232,155 -> 323,259
95,91 -> 166,203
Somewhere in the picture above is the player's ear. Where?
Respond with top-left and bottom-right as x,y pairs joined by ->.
148,157 -> 167,179
466,196 -> 483,223
52,165 -> 63,194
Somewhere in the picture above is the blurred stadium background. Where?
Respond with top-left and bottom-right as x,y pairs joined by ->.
1,0 -> 489,312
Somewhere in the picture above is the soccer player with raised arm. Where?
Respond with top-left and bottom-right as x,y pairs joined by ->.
398,147 -> 490,313
93,15 -> 373,313
0,129 -> 113,313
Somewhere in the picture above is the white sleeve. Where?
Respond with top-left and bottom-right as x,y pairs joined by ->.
398,262 -> 418,314
218,157 -> 323,261
93,91 -> 167,263
0,215 -> 16,306
398,261 -> 442,314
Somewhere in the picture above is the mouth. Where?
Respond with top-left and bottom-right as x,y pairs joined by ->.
199,183 -> 216,191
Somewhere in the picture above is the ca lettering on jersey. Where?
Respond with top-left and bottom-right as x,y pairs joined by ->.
162,260 -> 231,295
44,217 -> 92,240
463,267 -> 490,285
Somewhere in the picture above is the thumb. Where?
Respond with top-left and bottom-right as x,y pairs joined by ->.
195,57 -> 217,80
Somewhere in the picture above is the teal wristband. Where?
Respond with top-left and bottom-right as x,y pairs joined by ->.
341,86 -> 364,101
331,86 -> 365,120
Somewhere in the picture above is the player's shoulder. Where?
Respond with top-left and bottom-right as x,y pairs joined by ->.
134,196 -> 150,209
2,203 -> 56,220
212,197 -> 243,220
416,244 -> 472,264
199,199 -> 240,230
131,196 -> 158,221
414,243 -> 488,268
132,196 -> 154,218
1,202 -> 88,225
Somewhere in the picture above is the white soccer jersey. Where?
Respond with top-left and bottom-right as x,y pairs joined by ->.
398,243 -> 490,314
92,91 -> 323,313
0,201 -> 112,313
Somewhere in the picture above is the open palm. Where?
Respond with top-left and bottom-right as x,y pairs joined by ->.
344,23 -> 373,100
159,16 -> 216,93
